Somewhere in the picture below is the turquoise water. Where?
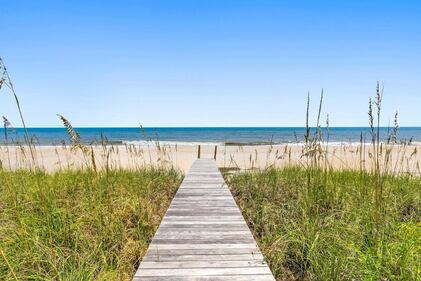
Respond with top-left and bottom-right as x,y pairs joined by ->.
1,127 -> 420,145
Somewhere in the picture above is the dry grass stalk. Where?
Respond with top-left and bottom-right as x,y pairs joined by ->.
57,114 -> 97,172
0,57 -> 35,165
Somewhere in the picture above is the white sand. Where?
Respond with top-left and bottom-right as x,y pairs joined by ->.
1,143 -> 420,175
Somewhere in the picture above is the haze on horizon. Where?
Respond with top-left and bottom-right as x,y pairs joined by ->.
1,0 -> 420,128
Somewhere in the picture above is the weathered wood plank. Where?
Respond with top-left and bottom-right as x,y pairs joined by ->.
157,224 -> 251,230
147,244 -> 257,249
139,260 -> 268,269
142,253 -> 265,262
132,159 -> 275,280
144,248 -> 264,256
134,275 -> 275,281
135,267 -> 273,277
153,231 -> 252,238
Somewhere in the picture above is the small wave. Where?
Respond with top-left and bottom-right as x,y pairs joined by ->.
122,140 -> 376,147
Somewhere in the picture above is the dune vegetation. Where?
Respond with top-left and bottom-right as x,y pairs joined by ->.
0,169 -> 182,280
226,167 -> 420,280
226,88 -> 420,281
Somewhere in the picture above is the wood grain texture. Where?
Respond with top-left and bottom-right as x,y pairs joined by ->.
133,159 -> 275,280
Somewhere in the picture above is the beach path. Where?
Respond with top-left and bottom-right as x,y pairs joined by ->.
133,158 -> 275,280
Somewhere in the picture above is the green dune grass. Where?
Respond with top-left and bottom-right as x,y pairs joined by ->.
226,167 -> 420,281
0,165 -> 419,281
0,169 -> 182,281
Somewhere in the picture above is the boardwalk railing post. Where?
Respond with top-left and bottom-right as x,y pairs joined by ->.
213,145 -> 217,160
197,145 -> 201,159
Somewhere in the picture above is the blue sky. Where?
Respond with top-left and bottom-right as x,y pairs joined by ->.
1,0 -> 420,127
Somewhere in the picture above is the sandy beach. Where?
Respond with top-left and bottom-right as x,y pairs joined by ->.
1,142 -> 420,175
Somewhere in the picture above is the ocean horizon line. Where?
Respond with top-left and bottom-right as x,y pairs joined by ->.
3,126 -> 421,129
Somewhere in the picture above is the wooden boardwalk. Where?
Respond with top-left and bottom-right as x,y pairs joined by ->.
133,159 -> 275,281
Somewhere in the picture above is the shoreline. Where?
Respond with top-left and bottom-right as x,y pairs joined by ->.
2,140 -> 421,147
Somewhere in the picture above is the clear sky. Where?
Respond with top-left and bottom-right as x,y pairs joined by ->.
1,0 -> 420,127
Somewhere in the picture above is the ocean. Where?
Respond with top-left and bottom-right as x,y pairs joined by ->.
1,127 -> 421,145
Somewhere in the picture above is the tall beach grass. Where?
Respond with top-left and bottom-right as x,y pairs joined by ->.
225,84 -> 420,280
0,168 -> 182,280
226,167 -> 420,280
